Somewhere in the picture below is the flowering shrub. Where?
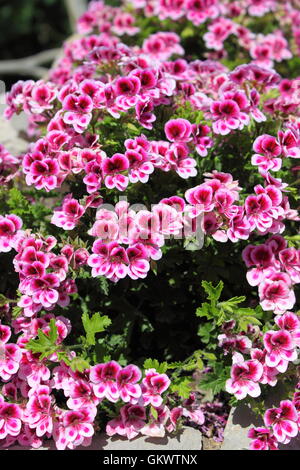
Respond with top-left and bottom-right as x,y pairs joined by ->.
0,0 -> 299,450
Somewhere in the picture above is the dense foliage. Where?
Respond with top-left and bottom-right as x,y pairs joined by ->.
0,0 -> 299,450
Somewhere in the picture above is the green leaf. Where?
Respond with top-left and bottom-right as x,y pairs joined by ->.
198,323 -> 215,344
200,365 -> 231,395
238,316 -> 262,332
99,277 -> 109,296
220,296 -> 246,310
12,306 -> 22,319
171,377 -> 192,399
143,358 -> 169,374
201,280 -> 224,304
26,319 -> 58,360
201,351 -> 217,362
150,406 -> 158,420
82,312 -> 111,346
195,302 -> 212,319
0,294 -> 9,307
69,357 -> 90,373
181,26 -> 194,39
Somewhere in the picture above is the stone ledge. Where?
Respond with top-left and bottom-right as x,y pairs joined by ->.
4,426 -> 202,451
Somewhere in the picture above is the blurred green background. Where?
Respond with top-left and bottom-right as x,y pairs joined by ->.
0,0 -> 124,87
0,0 -> 71,86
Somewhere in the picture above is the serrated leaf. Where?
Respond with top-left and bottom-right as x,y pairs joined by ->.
143,358 -> 168,374
200,366 -> 230,395
0,294 -> 9,307
82,312 -> 111,346
26,319 -> 58,360
202,280 -> 224,304
220,296 -> 246,309
201,352 -> 217,362
167,361 -> 183,369
12,306 -> 22,319
171,377 -> 192,399
195,303 -> 212,318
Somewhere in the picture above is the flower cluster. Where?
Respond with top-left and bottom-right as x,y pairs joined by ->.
1,0 -> 299,452
1,225 -> 78,318
223,311 -> 300,449
0,318 -> 203,450
243,236 -> 299,314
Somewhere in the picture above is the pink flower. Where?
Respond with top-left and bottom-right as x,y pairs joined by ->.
141,369 -> 171,407
277,129 -> 300,159
275,312 -> 300,347
243,244 -> 275,286
112,13 -> 140,36
168,406 -> 184,432
152,203 -> 183,235
116,365 -> 142,403
88,210 -> 119,241
115,76 -> 141,97
106,404 -> 146,440
165,119 -> 192,143
192,124 -> 213,157
166,143 -> 197,179
248,427 -> 278,450
263,329 -> 297,368
250,349 -> 278,386
126,149 -> 154,184
0,343 -> 22,381
211,99 -> 249,135
136,99 -> 156,130
25,389 -> 53,437
186,0 -> 219,26
142,32 -> 184,61
17,424 -> 43,449
51,195 -> 85,230
226,352 -> 263,400
28,273 -> 60,309
141,405 -> 170,437
24,154 -> 60,192
185,184 -> 214,215
0,403 -> 22,439
203,17 -> 234,50
59,408 -> 96,449
0,324 -> 11,344
102,154 -> 129,191
247,0 -> 275,17
279,248 -> 300,284
127,244 -> 150,280
0,214 -> 23,252
89,361 -> 121,402
158,0 -> 186,20
258,275 -> 296,313
29,81 -> 57,114
264,400 -> 298,444
252,134 -> 282,172
88,241 -> 129,281
18,360 -> 50,388
0,144 -> 20,182
227,207 -> 251,242
250,42 -> 274,69
244,194 -> 273,232
63,94 -> 93,133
